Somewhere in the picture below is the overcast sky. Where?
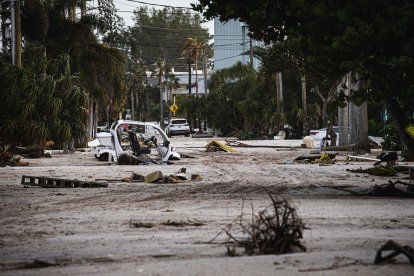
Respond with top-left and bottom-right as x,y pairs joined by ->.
113,0 -> 214,34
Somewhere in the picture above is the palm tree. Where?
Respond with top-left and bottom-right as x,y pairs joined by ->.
182,36 -> 200,95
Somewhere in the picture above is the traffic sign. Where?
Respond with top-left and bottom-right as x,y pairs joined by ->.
169,103 -> 178,113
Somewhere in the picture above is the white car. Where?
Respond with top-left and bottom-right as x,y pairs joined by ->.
310,126 -> 339,142
92,120 -> 180,162
165,118 -> 190,137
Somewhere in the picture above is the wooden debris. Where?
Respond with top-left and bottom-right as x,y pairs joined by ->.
160,219 -> 205,227
145,171 -> 164,183
347,155 -> 380,162
294,153 -> 337,162
346,166 -> 397,176
206,140 -> 238,152
211,195 -> 307,256
122,173 -> 145,183
375,240 -> 414,265
130,221 -> 155,228
21,175 -> 108,188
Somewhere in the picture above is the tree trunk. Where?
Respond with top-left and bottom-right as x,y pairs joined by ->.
350,101 -> 369,152
81,0 -> 86,17
1,3 -> 6,53
384,97 -> 414,160
15,0 -> 22,68
348,72 -> 370,152
338,76 -> 350,146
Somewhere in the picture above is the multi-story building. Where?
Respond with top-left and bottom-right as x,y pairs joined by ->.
214,18 -> 263,70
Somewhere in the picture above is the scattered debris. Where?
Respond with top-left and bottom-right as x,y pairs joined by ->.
122,173 -> 146,183
211,195 -> 307,256
294,153 -> 337,163
129,219 -> 205,228
367,180 -> 414,197
130,221 -> 155,228
329,180 -> 414,197
315,153 -> 335,165
21,175 -> 108,188
145,171 -> 164,183
347,165 -> 398,176
375,151 -> 398,166
180,153 -> 197,159
206,140 -> 238,152
122,168 -> 203,184
225,140 -> 295,149
374,240 -> 414,265
0,152 -> 29,167
347,151 -> 398,167
160,219 -> 205,227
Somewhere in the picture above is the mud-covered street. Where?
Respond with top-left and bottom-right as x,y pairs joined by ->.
1,137 -> 413,275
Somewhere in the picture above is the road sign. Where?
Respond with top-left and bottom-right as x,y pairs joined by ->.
169,103 -> 178,113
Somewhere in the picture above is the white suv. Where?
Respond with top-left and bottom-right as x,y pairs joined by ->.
165,118 -> 190,137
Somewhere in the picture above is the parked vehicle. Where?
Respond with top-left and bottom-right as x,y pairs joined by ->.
165,118 -> 190,137
92,120 -> 180,162
310,126 -> 339,142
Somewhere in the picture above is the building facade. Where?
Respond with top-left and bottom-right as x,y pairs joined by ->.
214,19 -> 262,70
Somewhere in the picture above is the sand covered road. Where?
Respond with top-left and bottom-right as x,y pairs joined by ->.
0,137 -> 413,275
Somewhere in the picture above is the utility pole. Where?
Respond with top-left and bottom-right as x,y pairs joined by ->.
276,72 -> 283,114
301,76 -> 307,137
249,37 -> 253,67
203,47 -> 208,95
130,89 -> 134,121
159,60 -> 164,128
188,58 -> 192,95
10,0 -> 16,65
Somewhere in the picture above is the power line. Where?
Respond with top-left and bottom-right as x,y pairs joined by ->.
214,54 -> 245,62
124,0 -> 192,9
115,0 -> 201,14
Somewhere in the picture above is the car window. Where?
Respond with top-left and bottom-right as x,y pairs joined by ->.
171,120 -> 187,124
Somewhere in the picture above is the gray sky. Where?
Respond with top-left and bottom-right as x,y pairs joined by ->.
113,0 -> 214,34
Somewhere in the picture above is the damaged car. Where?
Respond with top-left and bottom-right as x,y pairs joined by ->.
90,120 -> 180,162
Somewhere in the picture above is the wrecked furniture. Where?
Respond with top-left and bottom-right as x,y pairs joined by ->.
91,120 -> 180,163
206,140 -> 238,152
21,175 -> 108,188
374,240 -> 414,265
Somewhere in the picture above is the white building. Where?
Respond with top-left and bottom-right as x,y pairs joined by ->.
214,19 -> 263,70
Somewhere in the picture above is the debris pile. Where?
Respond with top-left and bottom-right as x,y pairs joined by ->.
346,165 -> 399,176
212,195 -> 307,256
367,180 -> 414,197
294,153 -> 337,164
130,219 -> 205,228
206,140 -> 238,152
122,168 -> 203,184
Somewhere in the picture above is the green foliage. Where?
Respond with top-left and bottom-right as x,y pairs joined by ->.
0,51 -> 87,146
194,0 -> 414,158
20,0 -> 128,124
180,62 -> 279,138
380,120 -> 401,151
129,7 -> 210,68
